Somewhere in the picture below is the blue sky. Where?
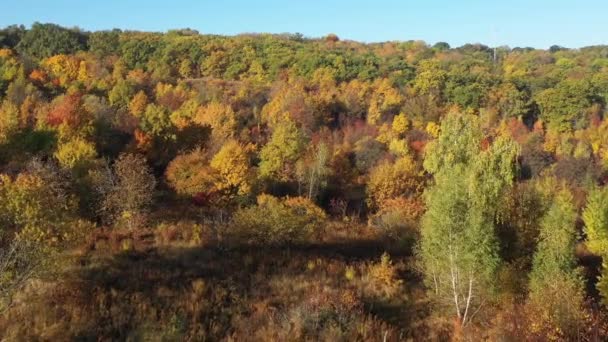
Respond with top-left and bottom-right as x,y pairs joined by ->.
1,0 -> 606,48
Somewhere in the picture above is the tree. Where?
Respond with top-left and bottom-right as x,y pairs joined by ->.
528,189 -> 584,337
0,25 -> 26,49
210,140 -> 253,201
0,238 -> 43,314
108,80 -> 135,109
16,23 -> 87,59
88,29 -> 121,56
46,93 -> 82,128
391,113 -> 409,136
535,80 -> 595,132
367,155 -> 423,210
139,103 -> 173,138
367,79 -> 403,125
194,101 -> 237,142
489,82 -> 531,120
54,137 -> 97,170
419,112 -> 519,327
165,149 -> 214,197
582,186 -> 608,305
128,90 -> 148,117
412,59 -> 446,99
0,100 -> 20,143
583,187 -> 608,256
41,54 -> 80,88
295,142 -> 331,200
259,119 -> 306,182
95,153 -> 156,228
0,159 -> 85,248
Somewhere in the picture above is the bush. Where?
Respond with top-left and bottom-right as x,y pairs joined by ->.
230,194 -> 326,244
154,221 -> 213,246
370,197 -> 424,247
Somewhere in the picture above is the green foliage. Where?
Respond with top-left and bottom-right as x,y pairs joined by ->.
108,80 -> 135,109
119,33 -> 164,70
16,23 -> 86,59
422,112 -> 482,175
259,119 -> 306,181
139,103 -> 173,137
88,29 -> 121,56
535,80 -> 594,132
528,189 -> 584,336
583,186 -> 608,256
419,112 -> 519,326
582,186 -> 608,306
1,21 -> 608,339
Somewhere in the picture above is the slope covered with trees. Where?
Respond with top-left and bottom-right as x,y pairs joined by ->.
1,23 -> 608,340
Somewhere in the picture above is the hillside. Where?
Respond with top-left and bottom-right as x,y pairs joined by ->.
1,23 -> 608,340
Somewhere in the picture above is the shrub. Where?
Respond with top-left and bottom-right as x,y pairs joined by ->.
370,197 -> 424,247
154,221 -> 213,246
361,252 -> 403,299
230,195 -> 326,244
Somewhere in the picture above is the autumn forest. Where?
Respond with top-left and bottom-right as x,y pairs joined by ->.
2,22 -> 608,340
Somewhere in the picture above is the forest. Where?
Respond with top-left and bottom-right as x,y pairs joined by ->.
1,22 -> 608,340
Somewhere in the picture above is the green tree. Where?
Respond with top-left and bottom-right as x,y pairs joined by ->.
88,29 -> 121,56
419,113 -> 519,327
259,119 -> 306,182
16,23 -> 87,59
582,186 -> 608,305
528,189 -> 584,337
535,80 -> 595,132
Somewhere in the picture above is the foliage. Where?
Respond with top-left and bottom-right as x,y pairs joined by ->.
1,22 -> 608,339
419,112 -> 519,327
16,22 -> 86,59
54,137 -> 96,170
209,139 -> 252,200
94,153 -> 156,228
528,189 -> 585,337
367,155 -> 423,210
230,194 -> 326,244
165,149 -> 213,197
583,186 -> 608,256
259,118 -> 306,182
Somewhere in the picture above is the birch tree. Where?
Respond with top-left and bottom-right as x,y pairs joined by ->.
419,112 -> 519,327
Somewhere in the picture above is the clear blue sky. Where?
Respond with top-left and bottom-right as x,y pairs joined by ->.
1,0 -> 606,48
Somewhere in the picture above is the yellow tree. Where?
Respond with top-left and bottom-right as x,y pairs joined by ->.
367,79 -> 403,125
210,139 -> 253,199
165,149 -> 214,197
128,90 -> 149,117
194,101 -> 237,142
412,59 -> 446,98
367,155 -> 423,210
54,137 -> 97,170
41,54 -> 80,87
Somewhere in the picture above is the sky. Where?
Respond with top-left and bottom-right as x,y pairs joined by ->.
1,0 -> 606,49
